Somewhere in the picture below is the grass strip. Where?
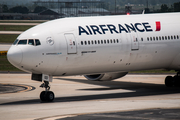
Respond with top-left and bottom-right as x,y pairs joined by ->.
0,25 -> 34,31
0,34 -> 19,43
0,20 -> 47,23
0,55 -> 22,72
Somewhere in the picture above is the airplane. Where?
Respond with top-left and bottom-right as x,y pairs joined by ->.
7,12 -> 180,102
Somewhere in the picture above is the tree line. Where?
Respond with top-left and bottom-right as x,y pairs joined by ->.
145,2 -> 180,13
104,0 -> 180,6
1,5 -> 47,14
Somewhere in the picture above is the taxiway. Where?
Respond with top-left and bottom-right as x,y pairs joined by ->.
0,74 -> 180,120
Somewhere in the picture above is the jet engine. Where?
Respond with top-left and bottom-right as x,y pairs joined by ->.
84,72 -> 128,81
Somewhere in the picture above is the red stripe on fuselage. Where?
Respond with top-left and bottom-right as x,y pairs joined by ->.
156,21 -> 161,31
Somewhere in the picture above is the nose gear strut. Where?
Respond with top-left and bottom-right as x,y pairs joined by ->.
40,81 -> 54,102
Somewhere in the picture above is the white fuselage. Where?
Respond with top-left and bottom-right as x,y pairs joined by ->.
7,13 -> 180,76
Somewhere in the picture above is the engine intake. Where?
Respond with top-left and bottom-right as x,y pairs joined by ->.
84,72 -> 128,81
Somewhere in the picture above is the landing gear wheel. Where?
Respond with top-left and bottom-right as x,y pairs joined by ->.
174,76 -> 180,87
165,72 -> 180,87
165,76 -> 173,87
47,91 -> 54,102
40,91 -> 47,102
40,91 -> 54,102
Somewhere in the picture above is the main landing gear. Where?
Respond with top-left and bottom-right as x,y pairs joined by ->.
165,72 -> 180,87
40,81 -> 54,102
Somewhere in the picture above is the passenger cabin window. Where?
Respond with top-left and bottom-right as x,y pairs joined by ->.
95,40 -> 97,44
18,40 -> 27,45
159,37 -> 161,40
13,39 -> 19,45
156,37 -> 158,40
150,37 -> 152,41
28,39 -> 34,45
168,36 -> 170,40
171,36 -> 173,39
165,36 -> 167,40
101,40 -> 103,44
114,39 -> 116,43
162,36 -> 164,40
35,39 -> 41,46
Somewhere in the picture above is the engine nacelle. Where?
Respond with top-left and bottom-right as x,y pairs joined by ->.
84,72 -> 128,81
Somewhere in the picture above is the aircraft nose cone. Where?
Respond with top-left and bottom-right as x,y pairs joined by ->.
7,47 -> 23,65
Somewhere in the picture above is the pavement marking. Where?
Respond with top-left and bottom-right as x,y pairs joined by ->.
0,44 -> 11,51
40,115 -> 77,120
0,51 -> 7,56
0,83 -> 35,94
16,84 -> 36,93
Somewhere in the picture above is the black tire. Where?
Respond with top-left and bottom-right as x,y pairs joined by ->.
40,91 -> 47,102
165,76 -> 173,87
174,76 -> 180,87
47,91 -> 54,102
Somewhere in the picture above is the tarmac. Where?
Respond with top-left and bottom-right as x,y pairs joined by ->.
0,74 -> 180,120
0,31 -> 23,34
0,44 -> 11,51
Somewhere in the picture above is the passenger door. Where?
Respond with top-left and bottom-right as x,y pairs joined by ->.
131,32 -> 139,51
64,33 -> 77,54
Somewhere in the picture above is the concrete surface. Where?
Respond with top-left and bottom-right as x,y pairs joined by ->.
57,108 -> 180,120
0,83 -> 35,94
0,44 -> 11,51
0,31 -> 23,34
0,74 -> 180,120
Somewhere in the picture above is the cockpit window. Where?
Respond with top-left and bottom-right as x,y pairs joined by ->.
14,39 -> 40,46
35,39 -> 41,46
13,39 -> 19,45
28,39 -> 34,45
18,40 -> 27,45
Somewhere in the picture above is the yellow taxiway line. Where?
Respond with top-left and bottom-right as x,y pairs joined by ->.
0,51 -> 7,56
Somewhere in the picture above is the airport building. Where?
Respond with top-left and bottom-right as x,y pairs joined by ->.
35,0 -> 110,18
0,0 -> 139,20
0,0 -> 110,20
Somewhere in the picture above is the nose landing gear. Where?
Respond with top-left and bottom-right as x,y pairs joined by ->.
40,81 -> 54,102
165,72 -> 180,87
